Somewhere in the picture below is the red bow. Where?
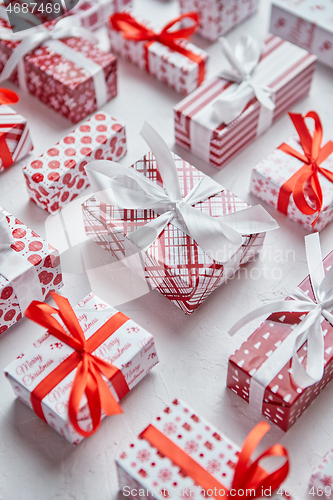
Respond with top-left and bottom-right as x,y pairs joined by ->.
277,111 -> 333,227
0,87 -> 20,170
25,293 -> 130,438
109,12 -> 205,86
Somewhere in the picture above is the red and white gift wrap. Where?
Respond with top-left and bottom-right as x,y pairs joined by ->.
107,12 -> 208,96
179,0 -> 259,41
23,112 -> 126,214
310,450 -> 333,498
0,13 -> 117,123
270,0 -> 333,69
174,34 -> 316,170
4,292 -> 159,444
0,207 -> 63,335
227,235 -> 333,432
70,0 -> 132,31
117,399 -> 291,500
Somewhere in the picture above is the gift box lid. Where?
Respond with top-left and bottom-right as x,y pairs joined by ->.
272,0 -> 333,32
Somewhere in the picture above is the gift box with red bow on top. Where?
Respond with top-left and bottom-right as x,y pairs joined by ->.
4,292 -> 159,444
0,12 -> 117,123
179,0 -> 259,41
251,111 -> 333,232
116,399 -> 291,500
107,11 -> 208,95
23,111 -> 126,214
82,123 -> 278,315
228,233 -> 333,432
0,88 -> 33,172
174,34 -> 316,170
70,0 -> 132,31
0,207 -> 63,335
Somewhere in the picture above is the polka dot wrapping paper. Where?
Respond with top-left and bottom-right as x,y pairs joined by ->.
227,249 -> 333,432
70,0 -> 132,31
0,207 -> 63,335
23,112 -> 127,214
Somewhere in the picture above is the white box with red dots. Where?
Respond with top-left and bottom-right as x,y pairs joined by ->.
22,112 -> 127,214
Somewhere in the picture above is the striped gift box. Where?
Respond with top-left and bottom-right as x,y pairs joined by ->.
0,104 -> 33,172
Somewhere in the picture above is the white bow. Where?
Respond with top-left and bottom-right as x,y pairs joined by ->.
85,123 -> 278,264
213,36 -> 275,125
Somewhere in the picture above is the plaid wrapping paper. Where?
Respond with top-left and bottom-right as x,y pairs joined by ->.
82,152 -> 266,314
0,104 -> 33,172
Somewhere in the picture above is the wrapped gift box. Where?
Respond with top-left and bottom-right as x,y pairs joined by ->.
0,207 -> 63,335
23,111 -> 126,214
117,399 -> 292,500
70,0 -> 132,31
227,246 -> 333,432
270,0 -> 333,69
4,291 -> 159,444
179,0 -> 259,41
107,11 -> 208,96
174,34 -> 316,169
0,13 -> 118,123
310,451 -> 333,498
82,150 -> 269,315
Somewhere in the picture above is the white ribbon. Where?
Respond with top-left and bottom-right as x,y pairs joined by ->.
229,232 -> 333,411
0,16 -> 107,107
85,122 -> 278,264
0,209 -> 44,314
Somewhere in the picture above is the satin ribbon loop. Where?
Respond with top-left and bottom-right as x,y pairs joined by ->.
0,87 -> 19,105
277,111 -> 333,227
0,88 -> 19,168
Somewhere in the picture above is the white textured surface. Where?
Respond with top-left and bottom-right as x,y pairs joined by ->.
0,0 -> 333,499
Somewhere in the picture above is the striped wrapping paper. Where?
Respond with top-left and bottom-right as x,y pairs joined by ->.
0,105 -> 33,172
174,34 -> 317,170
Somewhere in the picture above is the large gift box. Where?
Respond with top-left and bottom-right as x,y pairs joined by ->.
270,0 -> 333,69
179,0 -> 259,41
174,34 -> 317,169
251,111 -> 333,232
82,123 -> 277,315
107,11 -> 208,95
0,207 -> 63,335
0,88 -> 33,172
70,0 -> 132,31
4,292 -> 159,444
310,451 -> 333,498
0,12 -> 117,123
23,111 -> 126,214
116,399 -> 291,499
227,233 -> 333,432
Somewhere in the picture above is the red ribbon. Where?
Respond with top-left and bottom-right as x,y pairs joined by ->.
0,88 -> 20,170
277,111 -> 333,227
109,12 -> 205,87
141,420 -> 289,499
25,292 -> 130,438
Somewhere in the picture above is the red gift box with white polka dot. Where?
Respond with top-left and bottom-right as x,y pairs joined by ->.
23,112 -> 127,214
227,249 -> 333,432
0,207 -> 63,335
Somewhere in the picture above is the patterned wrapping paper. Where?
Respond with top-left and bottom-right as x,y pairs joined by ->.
70,0 -> 132,31
107,12 -> 209,96
174,34 -> 317,170
0,207 -> 63,334
0,15 -> 117,123
116,399 -> 294,500
270,0 -> 333,69
0,104 -> 33,172
179,0 -> 259,41
310,450 -> 333,498
227,249 -> 333,432
251,133 -> 333,232
4,292 -> 159,444
23,112 -> 126,214
82,151 -> 266,315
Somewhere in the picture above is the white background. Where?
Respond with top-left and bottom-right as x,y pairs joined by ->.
0,0 -> 333,498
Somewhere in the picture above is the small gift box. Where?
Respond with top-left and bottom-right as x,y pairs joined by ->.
310,451 -> 333,498
70,0 -> 132,31
82,123 -> 278,315
174,34 -> 316,169
0,207 -> 63,335
0,88 -> 33,172
270,0 -> 333,69
251,111 -> 333,232
107,11 -> 208,95
0,13 -> 117,123
23,111 -> 126,214
228,232 -> 333,432
179,0 -> 259,41
4,292 -> 159,444
116,399 -> 291,500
